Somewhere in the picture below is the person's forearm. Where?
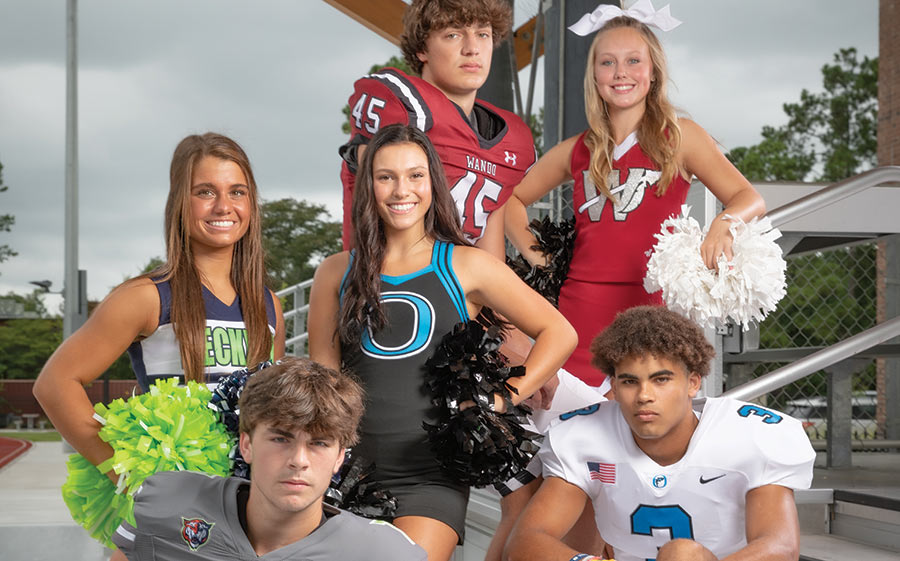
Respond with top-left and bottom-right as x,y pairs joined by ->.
506,321 -> 577,406
720,536 -> 798,561
477,208 -> 509,261
718,188 -> 766,223
504,196 -> 547,267
507,530 -> 584,561
34,375 -> 115,471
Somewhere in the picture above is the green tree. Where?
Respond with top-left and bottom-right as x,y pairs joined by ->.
0,318 -> 62,379
729,48 -> 877,183
261,198 -> 342,288
140,256 -> 164,274
0,162 -> 16,272
726,125 -> 814,182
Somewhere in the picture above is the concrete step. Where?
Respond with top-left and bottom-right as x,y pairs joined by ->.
800,534 -> 900,561
0,442 -> 111,561
831,490 -> 900,551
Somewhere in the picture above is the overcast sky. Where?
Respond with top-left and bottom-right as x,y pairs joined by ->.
0,0 -> 878,309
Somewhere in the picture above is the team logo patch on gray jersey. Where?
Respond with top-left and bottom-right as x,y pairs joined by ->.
181,517 -> 214,550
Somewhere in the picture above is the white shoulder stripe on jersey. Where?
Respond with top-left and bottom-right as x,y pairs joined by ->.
370,72 -> 428,131
369,519 -> 418,546
115,525 -> 136,543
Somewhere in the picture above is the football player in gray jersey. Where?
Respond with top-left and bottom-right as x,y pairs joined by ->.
112,358 -> 426,560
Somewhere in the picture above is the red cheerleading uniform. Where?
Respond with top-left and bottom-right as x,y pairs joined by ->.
559,132 -> 691,386
339,68 -> 536,246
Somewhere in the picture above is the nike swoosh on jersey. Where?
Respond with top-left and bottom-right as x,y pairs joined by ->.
699,474 -> 727,484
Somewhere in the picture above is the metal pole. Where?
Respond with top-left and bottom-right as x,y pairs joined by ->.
766,166 -> 900,228
64,0 -> 79,339
723,315 -> 900,401
524,2 -> 544,120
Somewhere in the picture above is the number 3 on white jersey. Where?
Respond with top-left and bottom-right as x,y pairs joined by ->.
450,171 -> 502,243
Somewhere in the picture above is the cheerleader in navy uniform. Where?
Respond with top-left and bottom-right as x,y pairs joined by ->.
34,133 -> 285,556
309,124 -> 575,561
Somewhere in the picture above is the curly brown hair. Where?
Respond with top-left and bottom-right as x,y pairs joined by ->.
590,306 -> 715,378
400,0 -> 512,75
239,357 -> 364,447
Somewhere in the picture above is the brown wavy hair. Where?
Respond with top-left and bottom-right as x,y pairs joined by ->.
590,306 -> 715,377
583,16 -> 686,199
239,358 -> 364,447
145,132 -> 271,383
401,0 -> 512,75
339,124 -> 498,348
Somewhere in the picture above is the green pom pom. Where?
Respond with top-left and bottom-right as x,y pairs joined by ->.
62,378 -> 234,548
62,454 -> 134,549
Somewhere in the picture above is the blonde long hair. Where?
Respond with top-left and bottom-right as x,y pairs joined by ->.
583,16 -> 685,198
147,133 -> 271,383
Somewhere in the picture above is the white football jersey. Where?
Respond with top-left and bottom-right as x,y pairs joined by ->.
540,396 -> 815,561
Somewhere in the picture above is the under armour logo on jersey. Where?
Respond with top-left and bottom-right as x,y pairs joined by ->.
181,517 -> 214,550
504,151 -> 517,165
579,168 -> 662,222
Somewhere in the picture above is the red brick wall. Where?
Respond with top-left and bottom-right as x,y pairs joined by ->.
878,0 -> 898,166
0,379 -> 140,419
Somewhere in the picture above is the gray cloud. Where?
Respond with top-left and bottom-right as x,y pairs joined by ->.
0,0 -> 878,303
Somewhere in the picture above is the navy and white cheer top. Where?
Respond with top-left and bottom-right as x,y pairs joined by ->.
127,280 -> 277,392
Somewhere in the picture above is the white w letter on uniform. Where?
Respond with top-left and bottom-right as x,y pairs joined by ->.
579,168 -> 662,222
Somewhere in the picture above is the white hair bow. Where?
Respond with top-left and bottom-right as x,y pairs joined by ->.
568,0 -> 682,36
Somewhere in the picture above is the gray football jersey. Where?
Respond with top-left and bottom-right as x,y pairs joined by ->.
112,471 -> 427,560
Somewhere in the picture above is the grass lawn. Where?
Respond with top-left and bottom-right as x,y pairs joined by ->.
0,431 -> 62,442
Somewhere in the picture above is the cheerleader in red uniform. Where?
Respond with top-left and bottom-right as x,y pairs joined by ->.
506,2 -> 765,388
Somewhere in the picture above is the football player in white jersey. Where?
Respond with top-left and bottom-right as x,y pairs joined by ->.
507,306 -> 815,561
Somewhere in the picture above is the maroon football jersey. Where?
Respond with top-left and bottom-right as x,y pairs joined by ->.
339,68 -> 536,247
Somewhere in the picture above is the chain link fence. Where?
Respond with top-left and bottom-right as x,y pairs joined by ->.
729,243 -> 884,442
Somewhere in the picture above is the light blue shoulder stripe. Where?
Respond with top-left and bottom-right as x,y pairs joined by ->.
433,240 -> 468,323
339,251 -> 354,304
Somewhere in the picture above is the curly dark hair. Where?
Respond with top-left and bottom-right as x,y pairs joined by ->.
400,0 -> 513,75
590,306 -> 715,378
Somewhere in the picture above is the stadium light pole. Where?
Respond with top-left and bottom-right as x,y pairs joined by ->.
64,0 -> 84,338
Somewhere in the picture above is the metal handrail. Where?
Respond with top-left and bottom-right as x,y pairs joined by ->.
276,278 -> 315,356
722,166 -> 900,402
275,278 -> 313,299
766,166 -> 900,227
723,315 -> 900,401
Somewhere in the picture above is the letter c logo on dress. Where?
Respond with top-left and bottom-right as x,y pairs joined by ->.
360,291 -> 435,359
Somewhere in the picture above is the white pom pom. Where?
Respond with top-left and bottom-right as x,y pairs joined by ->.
644,205 -> 787,330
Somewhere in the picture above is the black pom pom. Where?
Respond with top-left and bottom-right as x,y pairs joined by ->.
507,217 -> 575,307
423,322 -> 542,487
324,451 -> 398,519
209,361 -> 274,479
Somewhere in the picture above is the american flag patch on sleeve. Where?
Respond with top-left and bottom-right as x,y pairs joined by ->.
587,461 -> 616,484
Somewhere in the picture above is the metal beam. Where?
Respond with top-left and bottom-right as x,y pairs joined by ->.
321,0 -> 406,46
513,15 -> 544,70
